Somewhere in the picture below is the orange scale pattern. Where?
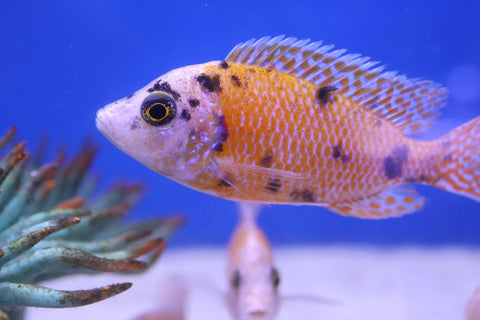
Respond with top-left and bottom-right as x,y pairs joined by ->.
203,63 -> 442,207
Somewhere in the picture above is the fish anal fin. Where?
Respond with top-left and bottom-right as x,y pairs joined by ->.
328,187 -> 425,219
226,36 -> 448,134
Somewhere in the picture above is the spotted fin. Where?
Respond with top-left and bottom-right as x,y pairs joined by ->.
327,187 -> 425,219
435,115 -> 480,202
226,36 -> 448,134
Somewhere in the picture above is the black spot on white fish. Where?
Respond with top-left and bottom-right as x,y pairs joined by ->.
384,145 -> 409,179
231,75 -> 241,87
219,61 -> 229,69
196,74 -> 222,93
127,93 -> 134,100
316,85 -> 338,106
265,178 -> 282,192
147,80 -> 181,101
188,98 -> 200,108
180,109 -> 191,121
130,117 -> 141,130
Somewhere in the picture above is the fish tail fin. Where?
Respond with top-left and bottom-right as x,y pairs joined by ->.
435,115 -> 480,201
236,202 -> 262,224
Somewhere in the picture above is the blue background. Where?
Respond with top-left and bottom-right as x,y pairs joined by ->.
1,0 -> 479,246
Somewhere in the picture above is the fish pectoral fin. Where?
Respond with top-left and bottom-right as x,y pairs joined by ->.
215,157 -> 311,199
327,186 -> 425,219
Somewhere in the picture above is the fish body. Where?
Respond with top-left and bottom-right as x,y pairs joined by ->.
96,36 -> 480,218
466,288 -> 480,320
226,203 -> 279,320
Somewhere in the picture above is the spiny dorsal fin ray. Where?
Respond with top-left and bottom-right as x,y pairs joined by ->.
226,35 -> 448,134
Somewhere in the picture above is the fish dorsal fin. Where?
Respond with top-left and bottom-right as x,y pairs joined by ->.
226,36 -> 448,134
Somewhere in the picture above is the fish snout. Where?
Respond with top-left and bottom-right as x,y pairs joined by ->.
95,108 -> 108,135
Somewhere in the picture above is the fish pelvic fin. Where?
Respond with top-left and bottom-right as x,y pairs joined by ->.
435,115 -> 480,202
226,36 -> 448,134
327,187 -> 425,219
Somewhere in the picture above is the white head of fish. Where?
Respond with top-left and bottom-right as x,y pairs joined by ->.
95,63 -> 220,184
227,263 -> 280,320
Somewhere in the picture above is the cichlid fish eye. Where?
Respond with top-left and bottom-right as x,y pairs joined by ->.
141,92 -> 177,126
271,267 -> 280,289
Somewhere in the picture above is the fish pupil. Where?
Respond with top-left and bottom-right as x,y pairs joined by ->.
149,103 -> 168,121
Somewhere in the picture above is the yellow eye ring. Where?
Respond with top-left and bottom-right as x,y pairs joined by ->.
141,93 -> 177,126
146,102 -> 169,122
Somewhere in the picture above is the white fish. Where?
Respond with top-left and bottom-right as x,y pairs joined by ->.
226,203 -> 336,320
466,287 -> 480,320
226,203 -> 280,320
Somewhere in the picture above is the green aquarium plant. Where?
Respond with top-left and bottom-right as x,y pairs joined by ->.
0,127 -> 184,320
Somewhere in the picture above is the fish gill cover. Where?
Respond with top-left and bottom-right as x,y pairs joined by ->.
0,127 -> 184,320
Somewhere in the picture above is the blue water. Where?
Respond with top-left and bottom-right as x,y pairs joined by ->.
1,1 -> 479,246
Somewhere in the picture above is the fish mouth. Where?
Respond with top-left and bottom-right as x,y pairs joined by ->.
247,310 -> 268,318
95,108 -> 126,152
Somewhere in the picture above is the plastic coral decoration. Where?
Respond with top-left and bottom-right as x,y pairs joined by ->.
0,127 -> 184,320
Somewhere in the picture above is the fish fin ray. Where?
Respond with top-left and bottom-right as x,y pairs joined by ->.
435,115 -> 480,201
226,36 -> 448,134
327,187 -> 425,219
215,157 -> 313,201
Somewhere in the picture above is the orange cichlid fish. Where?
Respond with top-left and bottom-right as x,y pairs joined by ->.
96,35 -> 480,218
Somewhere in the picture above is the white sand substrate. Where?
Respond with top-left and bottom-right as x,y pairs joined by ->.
27,246 -> 480,320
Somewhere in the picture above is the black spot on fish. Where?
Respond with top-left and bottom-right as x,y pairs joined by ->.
218,179 -> 232,188
211,141 -> 223,152
290,189 -> 315,202
196,74 -> 222,93
383,145 -> 410,180
180,109 -> 191,121
217,115 -> 228,141
231,75 -> 242,87
211,114 -> 228,152
443,154 -> 453,162
261,153 -> 274,167
147,81 -> 181,101
188,98 -> 200,108
332,145 -> 342,159
130,117 -> 141,130
316,85 -> 338,106
127,93 -> 134,100
219,61 -> 229,69
333,144 -> 349,164
265,178 -> 282,192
